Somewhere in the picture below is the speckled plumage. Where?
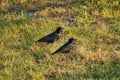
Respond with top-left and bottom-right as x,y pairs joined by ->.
52,38 -> 77,55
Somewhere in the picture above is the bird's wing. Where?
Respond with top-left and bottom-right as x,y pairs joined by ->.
59,44 -> 73,53
54,42 -> 72,53
38,32 -> 57,42
48,32 -> 59,39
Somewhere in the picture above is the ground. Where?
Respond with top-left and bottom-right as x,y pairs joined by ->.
0,0 -> 120,80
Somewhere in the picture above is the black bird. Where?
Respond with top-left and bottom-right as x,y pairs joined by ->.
52,38 -> 77,55
37,27 -> 64,43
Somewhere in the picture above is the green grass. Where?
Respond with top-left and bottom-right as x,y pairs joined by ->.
0,0 -> 120,80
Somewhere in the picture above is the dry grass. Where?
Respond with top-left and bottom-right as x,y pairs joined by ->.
0,0 -> 120,80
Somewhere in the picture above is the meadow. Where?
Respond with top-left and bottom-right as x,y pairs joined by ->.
0,0 -> 120,80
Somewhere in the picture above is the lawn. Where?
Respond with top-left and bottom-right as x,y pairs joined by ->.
0,0 -> 120,80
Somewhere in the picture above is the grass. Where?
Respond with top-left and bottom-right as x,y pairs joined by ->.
0,0 -> 120,80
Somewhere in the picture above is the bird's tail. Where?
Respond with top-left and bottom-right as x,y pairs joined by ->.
37,39 -> 42,42
35,39 -> 43,43
51,52 -> 57,55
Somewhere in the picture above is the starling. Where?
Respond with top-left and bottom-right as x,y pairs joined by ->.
52,38 -> 77,55
37,27 -> 64,43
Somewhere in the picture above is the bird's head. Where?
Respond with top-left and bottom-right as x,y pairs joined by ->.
56,26 -> 64,33
68,38 -> 78,44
